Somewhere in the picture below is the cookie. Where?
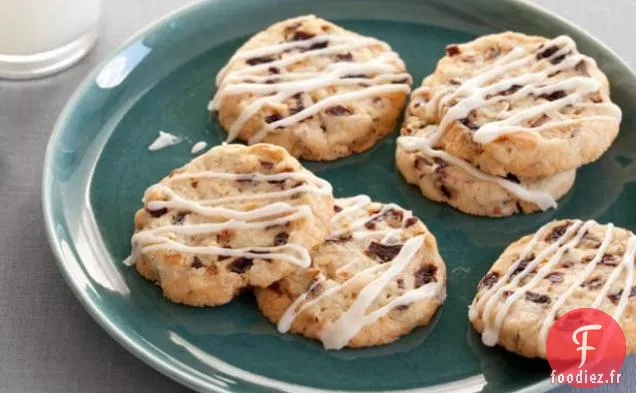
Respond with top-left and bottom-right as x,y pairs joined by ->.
255,195 -> 446,349
396,125 -> 576,217
126,143 -> 335,307
469,219 -> 636,358
210,15 -> 411,161
402,32 -> 621,178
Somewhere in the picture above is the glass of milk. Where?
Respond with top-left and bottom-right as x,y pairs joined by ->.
0,0 -> 101,80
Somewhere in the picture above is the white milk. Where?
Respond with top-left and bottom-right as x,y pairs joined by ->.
0,0 -> 101,79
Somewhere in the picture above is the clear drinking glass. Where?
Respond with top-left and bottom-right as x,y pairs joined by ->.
0,0 -> 101,80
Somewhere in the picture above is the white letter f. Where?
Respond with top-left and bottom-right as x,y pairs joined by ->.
572,324 -> 602,368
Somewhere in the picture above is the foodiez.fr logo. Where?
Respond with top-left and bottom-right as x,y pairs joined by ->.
547,308 -> 626,388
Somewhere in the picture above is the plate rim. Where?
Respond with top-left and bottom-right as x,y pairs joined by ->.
41,0 -> 636,392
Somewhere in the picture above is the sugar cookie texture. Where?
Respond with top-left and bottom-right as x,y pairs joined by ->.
397,32 -> 621,217
127,144 -> 334,306
211,15 -> 411,161
256,196 -> 447,349
470,219 -> 636,358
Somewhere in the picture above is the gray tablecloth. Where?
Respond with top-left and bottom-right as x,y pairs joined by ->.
1,0 -> 634,392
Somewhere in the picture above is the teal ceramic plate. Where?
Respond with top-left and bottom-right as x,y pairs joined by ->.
42,0 -> 636,392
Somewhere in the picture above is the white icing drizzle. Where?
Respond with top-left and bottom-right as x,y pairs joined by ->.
399,35 -> 622,210
276,195 -> 444,350
399,135 -> 557,210
191,141 -> 208,155
211,24 -> 411,144
612,237 -> 636,320
470,219 -> 636,354
319,236 -> 427,350
148,131 -> 182,151
536,223 -> 614,351
468,222 -> 556,322
331,194 -> 372,223
277,264 -> 388,333
124,169 -> 332,269
329,198 -> 410,241
479,220 -> 588,346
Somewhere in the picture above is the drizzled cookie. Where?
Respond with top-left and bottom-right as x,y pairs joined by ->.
396,125 -> 576,217
469,219 -> 636,358
210,15 -> 411,161
256,196 -> 446,349
397,32 -> 621,216
400,32 -> 620,177
126,143 -> 334,307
